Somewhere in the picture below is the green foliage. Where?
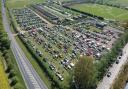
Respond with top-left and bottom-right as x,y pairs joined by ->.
13,83 -> 24,89
18,35 -> 68,89
0,2 -> 26,89
3,52 -> 9,60
74,56 -> 97,89
0,53 -> 10,89
112,62 -> 128,89
10,76 -> 18,86
8,69 -> 16,78
70,3 -> 128,21
6,63 -> 13,73
96,31 -> 128,80
122,21 -> 128,29
0,2 -> 10,50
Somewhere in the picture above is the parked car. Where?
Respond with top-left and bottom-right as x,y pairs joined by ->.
107,72 -> 111,77
116,60 -> 119,64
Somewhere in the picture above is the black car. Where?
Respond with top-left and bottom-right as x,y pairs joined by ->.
107,72 -> 111,77
116,60 -> 119,64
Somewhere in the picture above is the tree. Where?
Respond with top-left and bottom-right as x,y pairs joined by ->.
96,58 -> 108,80
9,69 -> 16,78
1,36 -> 10,49
74,56 -> 97,89
6,63 -> 13,73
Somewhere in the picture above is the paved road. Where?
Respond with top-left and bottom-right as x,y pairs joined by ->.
1,0 -> 48,89
97,43 -> 128,89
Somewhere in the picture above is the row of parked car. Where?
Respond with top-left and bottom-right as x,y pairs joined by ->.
12,6 -> 124,82
107,52 -> 123,77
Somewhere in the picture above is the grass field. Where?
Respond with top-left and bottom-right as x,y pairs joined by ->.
0,54 -> 10,89
6,0 -> 45,8
70,3 -> 128,21
107,0 -> 128,5
114,0 -> 128,3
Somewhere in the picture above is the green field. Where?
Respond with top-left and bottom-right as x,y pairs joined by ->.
107,0 -> 128,5
94,0 -> 128,6
70,3 -> 128,21
113,0 -> 128,3
6,0 -> 45,8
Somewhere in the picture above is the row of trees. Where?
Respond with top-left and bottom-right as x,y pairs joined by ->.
12,12 -> 128,89
8,6 -> 70,88
73,21 -> 128,89
64,6 -> 104,20
0,2 -> 25,89
18,33 -> 71,89
9,0 -> 128,88
111,61 -> 128,89
9,4 -> 75,88
0,3 -> 10,51
90,0 -> 127,10
3,50 -> 23,89
96,29 -> 128,80
73,32 -> 128,88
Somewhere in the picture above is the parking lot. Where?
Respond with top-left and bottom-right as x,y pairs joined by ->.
11,4 -> 124,84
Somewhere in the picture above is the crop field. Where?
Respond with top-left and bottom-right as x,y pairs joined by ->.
70,3 -> 128,21
0,55 -> 10,89
6,0 -> 45,8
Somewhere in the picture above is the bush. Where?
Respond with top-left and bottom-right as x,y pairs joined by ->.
6,63 -> 13,73
8,69 -> 16,78
14,83 -> 24,89
10,76 -> 18,86
2,50 -> 8,56
96,32 -> 128,80
4,53 -> 9,60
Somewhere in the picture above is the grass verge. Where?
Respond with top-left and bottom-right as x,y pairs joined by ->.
15,36 -> 52,89
111,61 -> 128,89
0,53 -> 10,89
6,7 -> 52,89
8,49 -> 27,89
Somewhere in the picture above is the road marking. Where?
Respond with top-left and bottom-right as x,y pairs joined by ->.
17,46 -> 42,89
